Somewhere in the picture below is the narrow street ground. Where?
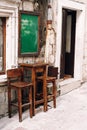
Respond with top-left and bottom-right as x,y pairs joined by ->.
0,82 -> 87,130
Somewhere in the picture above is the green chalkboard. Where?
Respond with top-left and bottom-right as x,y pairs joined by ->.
18,11 -> 40,56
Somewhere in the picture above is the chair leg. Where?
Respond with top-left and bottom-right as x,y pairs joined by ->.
53,81 -> 56,108
29,86 -> 33,118
8,87 -> 11,118
43,83 -> 48,112
18,88 -> 22,122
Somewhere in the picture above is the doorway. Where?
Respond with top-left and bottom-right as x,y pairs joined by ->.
60,8 -> 76,79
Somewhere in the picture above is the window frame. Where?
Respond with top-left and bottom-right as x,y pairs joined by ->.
0,17 -> 6,75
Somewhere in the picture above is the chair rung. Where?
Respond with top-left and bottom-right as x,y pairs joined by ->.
35,99 -> 44,105
11,103 -> 18,107
22,102 -> 31,107
11,102 -> 31,108
47,94 -> 54,99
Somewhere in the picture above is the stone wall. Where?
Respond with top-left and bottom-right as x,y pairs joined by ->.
0,82 -> 8,118
18,0 -> 48,64
0,0 -> 48,117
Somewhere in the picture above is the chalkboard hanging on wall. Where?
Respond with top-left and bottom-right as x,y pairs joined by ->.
18,11 -> 40,57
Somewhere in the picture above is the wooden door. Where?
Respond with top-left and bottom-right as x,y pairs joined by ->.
60,9 -> 67,78
60,9 -> 76,78
65,10 -> 76,76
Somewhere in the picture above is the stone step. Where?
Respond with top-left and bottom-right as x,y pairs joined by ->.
58,79 -> 81,95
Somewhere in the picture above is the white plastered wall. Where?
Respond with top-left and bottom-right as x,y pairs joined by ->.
55,0 -> 85,81
0,0 -> 19,80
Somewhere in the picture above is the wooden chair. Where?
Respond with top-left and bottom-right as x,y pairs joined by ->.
36,66 -> 58,110
47,66 -> 58,108
7,68 -> 33,122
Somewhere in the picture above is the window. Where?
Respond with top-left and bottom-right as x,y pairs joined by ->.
0,17 -> 6,74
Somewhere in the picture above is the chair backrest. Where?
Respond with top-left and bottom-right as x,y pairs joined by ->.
48,66 -> 58,79
7,68 -> 23,81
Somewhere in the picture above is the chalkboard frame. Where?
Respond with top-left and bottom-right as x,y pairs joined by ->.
18,11 -> 40,57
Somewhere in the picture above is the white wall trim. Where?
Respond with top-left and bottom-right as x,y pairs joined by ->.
55,0 -> 85,81
0,1 -> 19,80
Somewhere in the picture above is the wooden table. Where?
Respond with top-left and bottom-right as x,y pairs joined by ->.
19,62 -> 48,116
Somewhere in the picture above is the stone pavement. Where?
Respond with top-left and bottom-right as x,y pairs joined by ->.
1,82 -> 87,130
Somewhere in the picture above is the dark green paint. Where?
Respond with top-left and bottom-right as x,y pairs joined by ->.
20,13 -> 38,54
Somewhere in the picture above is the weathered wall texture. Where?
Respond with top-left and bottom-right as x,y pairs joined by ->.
18,0 -> 48,64
0,83 -> 8,118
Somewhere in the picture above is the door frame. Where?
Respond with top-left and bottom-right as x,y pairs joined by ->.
55,0 -> 85,81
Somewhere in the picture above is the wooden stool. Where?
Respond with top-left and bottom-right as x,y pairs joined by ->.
37,66 -> 58,110
7,68 -> 33,122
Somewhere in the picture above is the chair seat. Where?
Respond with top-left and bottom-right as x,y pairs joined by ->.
37,76 -> 56,82
10,81 -> 33,88
46,76 -> 56,82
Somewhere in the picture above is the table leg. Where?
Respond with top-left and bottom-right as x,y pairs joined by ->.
43,66 -> 48,112
32,68 -> 36,116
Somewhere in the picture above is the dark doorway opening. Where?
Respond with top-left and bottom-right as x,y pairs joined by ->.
60,9 -> 76,79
